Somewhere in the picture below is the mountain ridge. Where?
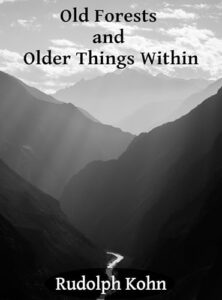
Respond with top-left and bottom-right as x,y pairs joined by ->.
0,71 -> 134,198
54,69 -> 211,128
61,86 -> 222,253
0,157 -> 104,298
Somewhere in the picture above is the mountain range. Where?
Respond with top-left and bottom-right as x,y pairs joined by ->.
61,86 -> 222,252
0,71 -> 133,198
54,69 -> 211,133
1,69 -> 221,298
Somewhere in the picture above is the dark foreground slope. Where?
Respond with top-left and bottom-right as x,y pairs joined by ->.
136,134 -> 222,300
0,214 -> 36,299
0,159 -> 104,299
0,71 -> 133,198
61,87 -> 222,254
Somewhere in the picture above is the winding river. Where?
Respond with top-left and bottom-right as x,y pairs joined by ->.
97,252 -> 124,300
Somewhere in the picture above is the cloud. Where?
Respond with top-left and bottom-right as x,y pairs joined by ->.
119,25 -> 222,79
161,26 -> 214,41
44,0 -> 57,3
31,40 -> 117,83
160,26 -> 222,78
0,0 -> 26,3
83,21 -> 152,35
216,2 -> 222,9
157,8 -> 198,19
13,17 -> 41,30
96,22 -> 141,35
130,3 -> 138,9
33,43 -> 86,79
83,22 -> 97,28
0,0 -> 15,3
51,39 -> 78,47
0,49 -> 26,73
52,13 -> 60,19
182,4 -> 210,9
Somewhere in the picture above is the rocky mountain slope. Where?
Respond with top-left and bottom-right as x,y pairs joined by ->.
0,71 -> 133,198
0,158 -> 104,299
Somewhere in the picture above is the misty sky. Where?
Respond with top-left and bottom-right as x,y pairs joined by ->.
0,0 -> 221,93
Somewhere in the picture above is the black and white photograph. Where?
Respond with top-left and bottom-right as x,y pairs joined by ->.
0,0 -> 222,299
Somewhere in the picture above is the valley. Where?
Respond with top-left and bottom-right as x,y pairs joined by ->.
0,70 -> 221,299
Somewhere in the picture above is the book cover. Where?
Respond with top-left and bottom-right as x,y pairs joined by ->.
0,0 -> 221,299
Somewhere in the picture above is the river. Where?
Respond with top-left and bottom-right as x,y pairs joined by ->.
97,252 -> 124,300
